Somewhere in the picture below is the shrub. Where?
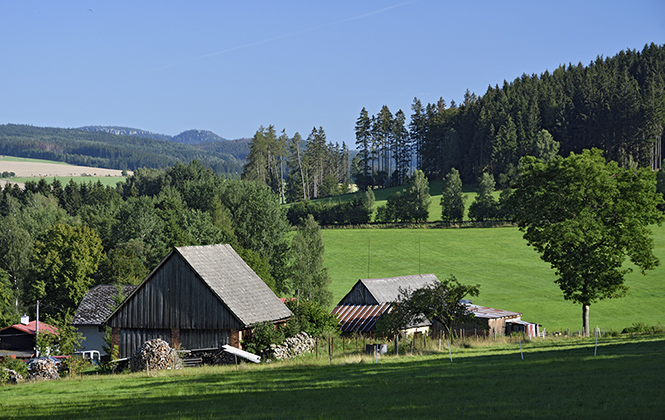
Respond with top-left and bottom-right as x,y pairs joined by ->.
284,299 -> 339,338
62,356 -> 91,377
0,357 -> 28,383
243,321 -> 285,355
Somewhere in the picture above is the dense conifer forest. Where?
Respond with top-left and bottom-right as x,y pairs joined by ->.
240,44 -> 664,202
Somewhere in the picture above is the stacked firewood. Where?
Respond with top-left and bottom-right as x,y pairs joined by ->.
130,338 -> 182,372
2,367 -> 24,384
198,349 -> 236,365
26,358 -> 60,381
265,332 -> 315,360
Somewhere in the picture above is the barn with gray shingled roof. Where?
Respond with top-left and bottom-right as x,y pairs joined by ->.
106,244 -> 292,358
72,284 -> 137,355
333,275 -> 439,335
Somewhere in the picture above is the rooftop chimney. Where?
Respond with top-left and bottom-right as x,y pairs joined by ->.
21,314 -> 29,325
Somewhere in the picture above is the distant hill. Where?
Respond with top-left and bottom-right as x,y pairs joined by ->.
0,124 -> 245,174
172,129 -> 228,144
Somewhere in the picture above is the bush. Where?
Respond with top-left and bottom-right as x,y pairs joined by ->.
284,299 -> 339,338
0,357 -> 28,383
243,321 -> 285,355
62,356 -> 91,377
621,322 -> 665,334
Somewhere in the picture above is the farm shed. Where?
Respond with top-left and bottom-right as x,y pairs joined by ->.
0,318 -> 58,358
106,244 -> 292,359
333,275 -> 440,335
465,304 -> 539,338
71,285 -> 137,356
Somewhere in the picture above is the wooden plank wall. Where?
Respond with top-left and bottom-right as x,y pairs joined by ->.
109,254 -> 242,331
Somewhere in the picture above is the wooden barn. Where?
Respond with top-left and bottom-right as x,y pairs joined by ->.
0,317 -> 58,358
466,304 -> 540,338
332,274 -> 440,335
333,274 -> 540,338
71,285 -> 137,356
106,244 -> 292,359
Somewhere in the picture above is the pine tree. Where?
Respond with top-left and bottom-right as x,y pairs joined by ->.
355,108 -> 372,189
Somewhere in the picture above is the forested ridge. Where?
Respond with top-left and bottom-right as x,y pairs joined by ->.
0,124 -> 246,174
357,43 -> 665,186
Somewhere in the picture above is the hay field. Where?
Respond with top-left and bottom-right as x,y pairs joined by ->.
0,156 -> 129,188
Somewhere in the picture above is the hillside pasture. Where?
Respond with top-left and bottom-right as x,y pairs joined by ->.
0,335 -> 663,419
322,224 -> 665,333
310,180 -> 497,222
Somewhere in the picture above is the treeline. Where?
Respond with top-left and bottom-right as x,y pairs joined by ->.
0,124 -> 244,174
0,161 -> 332,328
355,43 -> 665,185
243,125 -> 351,203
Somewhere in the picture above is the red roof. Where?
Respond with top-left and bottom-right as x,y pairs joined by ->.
0,320 -> 58,336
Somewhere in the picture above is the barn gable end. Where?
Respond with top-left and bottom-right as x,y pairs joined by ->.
106,244 -> 291,358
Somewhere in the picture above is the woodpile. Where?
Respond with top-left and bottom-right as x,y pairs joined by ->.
130,338 -> 182,372
198,349 -> 237,365
2,367 -> 24,384
265,332 -> 315,361
27,358 -> 60,381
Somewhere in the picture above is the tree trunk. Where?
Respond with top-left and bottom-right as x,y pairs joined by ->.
582,303 -> 590,337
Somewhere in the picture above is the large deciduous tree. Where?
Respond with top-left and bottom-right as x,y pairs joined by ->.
510,149 -> 664,336
28,223 -> 104,320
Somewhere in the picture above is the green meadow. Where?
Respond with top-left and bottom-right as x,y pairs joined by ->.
322,224 -> 665,333
1,334 -> 663,419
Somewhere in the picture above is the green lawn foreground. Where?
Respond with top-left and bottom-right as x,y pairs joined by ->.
321,224 -> 665,333
1,335 -> 663,419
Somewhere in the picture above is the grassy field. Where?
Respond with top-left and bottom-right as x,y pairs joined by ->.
0,155 -> 128,187
321,224 -> 665,333
1,334 -> 663,419
311,180 -> 495,222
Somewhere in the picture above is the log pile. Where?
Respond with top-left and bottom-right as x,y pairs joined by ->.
198,349 -> 236,365
27,358 -> 60,381
2,367 -> 24,384
265,332 -> 315,361
130,338 -> 182,372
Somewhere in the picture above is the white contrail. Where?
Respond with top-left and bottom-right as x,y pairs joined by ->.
151,1 -> 416,71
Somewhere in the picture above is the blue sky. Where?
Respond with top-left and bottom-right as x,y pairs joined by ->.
1,1 -> 663,144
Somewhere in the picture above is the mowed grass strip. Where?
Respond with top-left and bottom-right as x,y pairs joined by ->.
321,225 -> 665,332
0,335 -> 663,419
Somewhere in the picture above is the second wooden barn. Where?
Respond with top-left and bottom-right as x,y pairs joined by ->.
106,244 -> 292,359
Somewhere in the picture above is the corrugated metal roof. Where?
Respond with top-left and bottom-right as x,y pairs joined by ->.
175,244 -> 292,326
354,274 -> 440,304
331,304 -> 392,333
468,304 -> 521,319
0,320 -> 58,336
72,285 -> 137,326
